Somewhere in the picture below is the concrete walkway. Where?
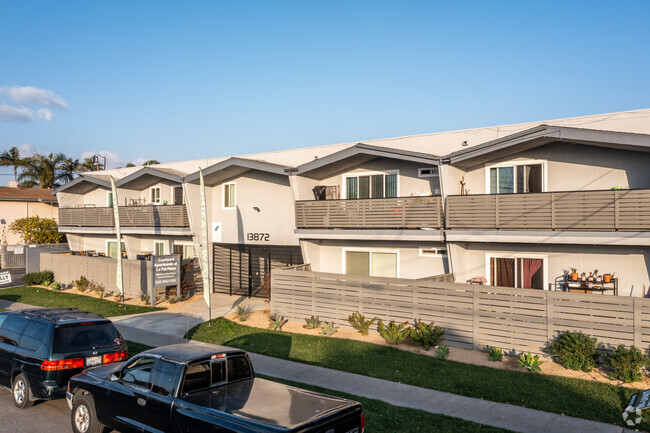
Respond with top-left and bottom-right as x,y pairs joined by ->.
0,295 -> 636,433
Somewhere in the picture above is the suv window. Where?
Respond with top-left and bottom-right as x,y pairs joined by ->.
53,322 -> 119,353
0,314 -> 7,329
152,360 -> 178,396
2,315 -> 29,335
121,357 -> 155,389
20,321 -> 48,351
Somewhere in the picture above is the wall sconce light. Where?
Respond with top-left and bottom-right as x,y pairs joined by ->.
461,140 -> 468,146
253,207 -> 260,212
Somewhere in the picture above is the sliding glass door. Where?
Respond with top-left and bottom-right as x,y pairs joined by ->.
490,257 -> 544,289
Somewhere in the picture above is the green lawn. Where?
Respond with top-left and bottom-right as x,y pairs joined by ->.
0,286 -> 164,317
187,318 -> 648,431
126,340 -> 154,357
260,375 -> 513,433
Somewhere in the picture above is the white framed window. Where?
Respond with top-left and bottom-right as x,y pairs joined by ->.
173,241 -> 195,259
418,167 -> 439,178
419,247 -> 447,257
485,160 -> 546,194
223,182 -> 236,209
343,248 -> 399,278
107,191 -> 114,208
154,241 -> 165,256
150,187 -> 161,204
485,253 -> 547,290
106,239 -> 126,259
342,170 -> 399,199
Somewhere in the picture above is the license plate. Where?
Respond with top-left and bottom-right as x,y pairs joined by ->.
86,356 -> 101,366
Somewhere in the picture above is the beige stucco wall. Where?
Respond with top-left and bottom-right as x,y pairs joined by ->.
1,201 -> 59,245
302,239 -> 449,279
448,242 -> 650,297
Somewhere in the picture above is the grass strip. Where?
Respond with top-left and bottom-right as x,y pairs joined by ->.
259,374 -> 513,433
0,286 -> 164,317
126,340 -> 154,357
187,318 -> 648,431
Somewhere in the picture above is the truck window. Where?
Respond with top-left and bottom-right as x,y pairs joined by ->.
53,322 -> 120,353
19,321 -> 48,351
182,362 -> 210,394
227,356 -> 251,383
152,360 -> 178,396
121,357 -> 155,389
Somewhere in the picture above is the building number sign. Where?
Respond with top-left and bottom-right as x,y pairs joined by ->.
247,232 -> 270,242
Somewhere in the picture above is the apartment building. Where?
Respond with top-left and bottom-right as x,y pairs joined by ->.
55,108 -> 650,297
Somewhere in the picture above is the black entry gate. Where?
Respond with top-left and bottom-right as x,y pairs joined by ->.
212,243 -> 303,297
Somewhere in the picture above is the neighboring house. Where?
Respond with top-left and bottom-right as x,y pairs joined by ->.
55,108 -> 650,297
0,181 -> 59,245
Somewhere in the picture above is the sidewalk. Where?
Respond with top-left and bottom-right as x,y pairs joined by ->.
0,296 -> 636,433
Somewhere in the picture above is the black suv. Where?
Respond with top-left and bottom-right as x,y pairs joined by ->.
0,308 -> 128,408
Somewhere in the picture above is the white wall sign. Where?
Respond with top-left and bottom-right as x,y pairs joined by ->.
0,271 -> 12,286
14,245 -> 24,254
212,222 -> 222,243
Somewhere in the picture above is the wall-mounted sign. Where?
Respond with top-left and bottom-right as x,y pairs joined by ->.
212,222 -> 222,243
153,254 -> 181,286
14,245 -> 24,255
246,232 -> 270,242
0,271 -> 12,286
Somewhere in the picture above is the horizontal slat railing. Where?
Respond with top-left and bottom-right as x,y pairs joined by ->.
295,196 -> 443,229
446,189 -> 650,231
59,205 -> 190,228
271,268 -> 650,357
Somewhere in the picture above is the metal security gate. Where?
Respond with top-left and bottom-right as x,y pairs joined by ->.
213,243 -> 303,297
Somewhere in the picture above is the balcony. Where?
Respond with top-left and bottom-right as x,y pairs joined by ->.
446,189 -> 650,231
59,205 -> 190,228
295,196 -> 443,230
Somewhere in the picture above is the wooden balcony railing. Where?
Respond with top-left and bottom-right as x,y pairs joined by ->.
446,189 -> 650,231
295,196 -> 443,229
59,205 -> 190,228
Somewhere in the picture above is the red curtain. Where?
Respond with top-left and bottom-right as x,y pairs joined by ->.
522,258 -> 542,289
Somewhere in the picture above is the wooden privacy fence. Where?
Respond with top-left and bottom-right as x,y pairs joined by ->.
295,196 -> 443,229
271,267 -> 650,356
59,205 -> 190,228
446,189 -> 650,231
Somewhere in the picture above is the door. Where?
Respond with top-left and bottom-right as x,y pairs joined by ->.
144,360 -> 179,433
107,356 -> 156,433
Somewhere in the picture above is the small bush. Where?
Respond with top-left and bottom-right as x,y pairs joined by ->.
409,319 -> 444,351
519,352 -> 543,373
304,315 -> 321,329
320,321 -> 338,336
140,292 -> 150,304
348,312 -> 376,335
236,305 -> 250,322
607,345 -> 650,383
549,331 -> 598,372
50,281 -> 62,291
435,345 -> 450,359
268,312 -> 287,331
168,295 -> 178,304
23,270 -> 55,286
377,320 -> 410,345
488,346 -> 504,362
73,275 -> 90,292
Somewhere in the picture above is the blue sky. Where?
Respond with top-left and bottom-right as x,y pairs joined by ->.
0,1 -> 649,183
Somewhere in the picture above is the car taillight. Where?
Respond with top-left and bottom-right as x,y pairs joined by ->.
103,351 -> 128,364
41,358 -> 84,371
360,412 -> 365,433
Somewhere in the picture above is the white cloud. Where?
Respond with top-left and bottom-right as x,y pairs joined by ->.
0,104 -> 32,122
132,158 -> 147,166
81,150 -> 123,170
18,143 -> 42,157
37,108 -> 53,121
0,86 -> 68,109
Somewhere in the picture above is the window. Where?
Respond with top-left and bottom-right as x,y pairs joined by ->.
53,322 -> 120,353
121,357 -> 156,389
419,247 -> 447,257
107,192 -> 114,208
227,356 -> 252,382
152,360 -> 178,396
488,256 -> 545,289
345,251 -> 397,278
488,162 -> 544,194
20,321 -> 48,351
154,241 -> 165,256
174,243 -> 195,260
0,314 -> 7,329
222,182 -> 236,209
344,172 -> 398,199
107,241 -> 126,259
418,167 -> 439,178
150,187 -> 161,204
2,315 -> 29,335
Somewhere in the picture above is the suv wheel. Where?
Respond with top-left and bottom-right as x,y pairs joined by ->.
71,394 -> 104,433
12,373 -> 33,409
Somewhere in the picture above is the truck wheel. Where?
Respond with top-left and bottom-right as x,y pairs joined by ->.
71,394 -> 104,433
12,373 -> 33,408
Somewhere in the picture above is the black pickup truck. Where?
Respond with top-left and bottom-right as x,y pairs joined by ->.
66,343 -> 364,433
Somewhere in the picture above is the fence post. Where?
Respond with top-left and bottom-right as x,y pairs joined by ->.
634,297 -> 642,348
614,189 -> 620,231
494,195 -> 499,229
550,192 -> 556,230
546,291 -> 554,345
413,280 -> 419,319
472,284 -> 480,350
311,272 -> 316,316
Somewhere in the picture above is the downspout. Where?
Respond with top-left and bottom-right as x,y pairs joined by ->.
438,158 -> 454,279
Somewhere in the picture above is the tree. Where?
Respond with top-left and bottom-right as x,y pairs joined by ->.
143,160 -> 160,166
9,216 -> 63,244
58,157 -> 80,184
125,162 -> 136,167
17,153 -> 66,189
0,146 -> 24,181
79,156 -> 104,172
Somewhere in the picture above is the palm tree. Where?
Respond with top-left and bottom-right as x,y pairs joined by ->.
125,162 -> 136,167
58,157 -> 80,184
143,160 -> 160,166
79,156 -> 104,172
0,146 -> 24,181
18,153 -> 66,189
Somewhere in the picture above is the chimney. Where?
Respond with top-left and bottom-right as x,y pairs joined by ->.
7,181 -> 18,188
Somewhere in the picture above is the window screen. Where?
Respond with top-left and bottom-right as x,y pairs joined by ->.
224,183 -> 236,208
358,176 -> 370,199
346,251 -> 370,276
371,175 -> 384,198
385,174 -> 397,198
371,252 -> 397,278
346,177 -> 358,199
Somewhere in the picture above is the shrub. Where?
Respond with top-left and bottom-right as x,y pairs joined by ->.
304,315 -> 321,329
320,321 -> 338,337
73,275 -> 90,292
268,312 -> 287,331
377,320 -> 410,345
549,331 -> 598,372
140,292 -> 150,304
436,345 -> 450,359
236,305 -> 250,322
487,346 -> 504,362
50,281 -> 62,291
348,312 -> 376,335
607,345 -> 650,383
9,216 -> 62,244
409,319 -> 444,351
168,295 -> 178,304
518,352 -> 543,373
22,270 -> 55,286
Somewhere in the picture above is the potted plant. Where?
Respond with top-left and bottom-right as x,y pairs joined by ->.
604,273 -> 612,283
580,272 -> 587,282
595,270 -> 602,282
588,272 -> 594,282
570,268 -> 579,281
